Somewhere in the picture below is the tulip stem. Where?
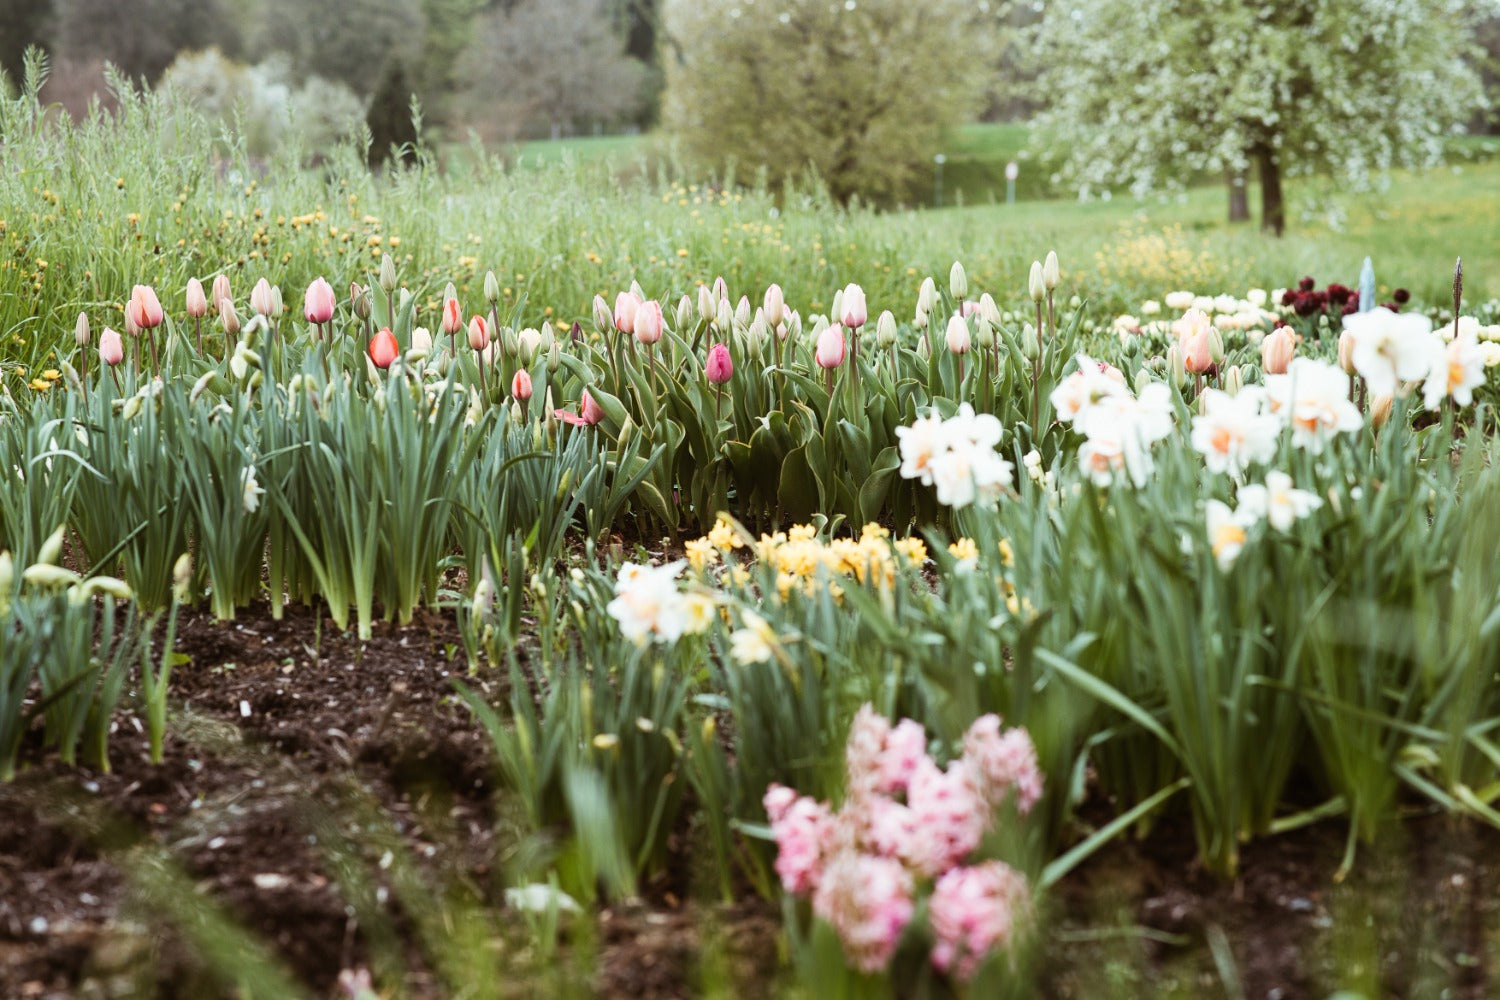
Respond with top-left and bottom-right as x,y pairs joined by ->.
80,347 -> 89,402
194,316 -> 202,357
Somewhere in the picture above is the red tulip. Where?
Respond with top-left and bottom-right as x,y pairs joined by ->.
555,389 -> 604,426
706,343 -> 733,384
369,328 -> 400,369
304,276 -> 337,325
128,284 -> 163,329
511,368 -> 533,401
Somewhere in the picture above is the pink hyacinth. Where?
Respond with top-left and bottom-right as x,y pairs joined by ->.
873,718 -> 928,796
764,783 -> 833,895
928,861 -> 1031,982
904,757 -> 987,877
962,715 -> 1043,814
812,853 -> 914,974
844,704 -> 892,797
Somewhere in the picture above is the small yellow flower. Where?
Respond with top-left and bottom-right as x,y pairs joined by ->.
685,537 -> 719,572
29,378 -> 50,391
41,369 -> 60,380
948,537 -> 979,562
998,538 -> 1015,567
893,537 -> 927,567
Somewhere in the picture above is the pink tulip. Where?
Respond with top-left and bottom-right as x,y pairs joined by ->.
128,284 -> 163,329
186,278 -> 208,319
1183,329 -> 1213,374
816,324 -> 847,369
840,283 -> 868,330
511,368 -> 533,401
1260,326 -> 1295,375
613,291 -> 640,335
555,389 -> 604,426
250,278 -> 274,317
369,328 -> 399,369
467,314 -> 490,351
442,294 -> 463,336
706,343 -> 733,384
99,327 -> 124,366
211,274 -> 232,312
304,276 -> 336,325
635,299 -> 664,345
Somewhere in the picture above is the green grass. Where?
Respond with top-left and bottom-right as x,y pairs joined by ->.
2,86 -> 1496,385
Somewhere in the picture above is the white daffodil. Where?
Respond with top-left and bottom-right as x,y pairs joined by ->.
1205,499 -> 1253,571
1263,358 -> 1363,454
1237,471 -> 1321,533
240,465 -> 266,514
1190,387 -> 1281,477
1344,307 -> 1435,397
1422,336 -> 1485,410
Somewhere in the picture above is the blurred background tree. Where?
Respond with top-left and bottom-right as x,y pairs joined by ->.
658,0 -> 997,204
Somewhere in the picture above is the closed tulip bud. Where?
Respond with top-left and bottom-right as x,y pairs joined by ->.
442,285 -> 462,335
1019,323 -> 1040,360
945,313 -> 971,355
186,278 -> 208,319
467,314 -> 489,351
1043,250 -> 1060,290
251,278 -> 274,317
585,293 -> 608,333
1370,392 -> 1394,428
706,342 -> 734,384
1261,327 -> 1295,375
378,253 -> 397,293
304,276 -> 336,325
1224,364 -> 1244,395
786,310 -> 801,342
511,367 -> 533,401
130,284 -> 164,329
914,276 -> 935,316
270,285 -> 284,318
369,328 -> 400,369
547,342 -> 561,373
1133,367 -> 1154,395
733,295 -> 751,329
484,270 -> 501,305
1207,327 -> 1225,364
100,327 -> 124,366
913,303 -> 929,330
613,291 -> 640,334
815,324 -> 846,369
978,292 -> 1001,326
1337,326 -> 1357,374
876,310 -> 897,349
830,289 -> 844,328
916,335 -> 931,361
1028,261 -> 1046,303
124,307 -> 139,339
949,262 -> 968,302
712,275 -> 728,304
1166,343 -> 1187,386
748,312 -> 769,349
635,299 -> 664,345
698,285 -> 716,325
219,299 -> 241,337
517,327 -> 541,363
763,284 -> 785,328
351,283 -> 371,320
840,283 -> 867,330
976,316 -> 994,350
74,312 -> 90,348
715,297 -> 734,334
676,295 -> 694,331
211,274 -> 232,312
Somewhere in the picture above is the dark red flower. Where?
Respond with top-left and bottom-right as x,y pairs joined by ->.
1326,283 -> 1352,308
1393,288 -> 1410,304
1281,289 -> 1298,307
1298,276 -> 1316,292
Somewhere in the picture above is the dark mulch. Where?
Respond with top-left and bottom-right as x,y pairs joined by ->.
3,602 -> 1500,998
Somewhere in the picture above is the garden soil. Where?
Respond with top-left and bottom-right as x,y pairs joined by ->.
2,605 -> 1498,998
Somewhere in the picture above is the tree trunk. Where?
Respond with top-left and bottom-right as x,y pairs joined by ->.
1254,144 -> 1284,236
1226,168 -> 1249,222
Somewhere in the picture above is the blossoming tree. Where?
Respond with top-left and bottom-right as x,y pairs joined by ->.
1026,0 -> 1488,234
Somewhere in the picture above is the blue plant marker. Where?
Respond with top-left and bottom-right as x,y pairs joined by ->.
1359,257 -> 1375,313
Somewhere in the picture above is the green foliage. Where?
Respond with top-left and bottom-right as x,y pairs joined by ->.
366,61 -> 419,166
